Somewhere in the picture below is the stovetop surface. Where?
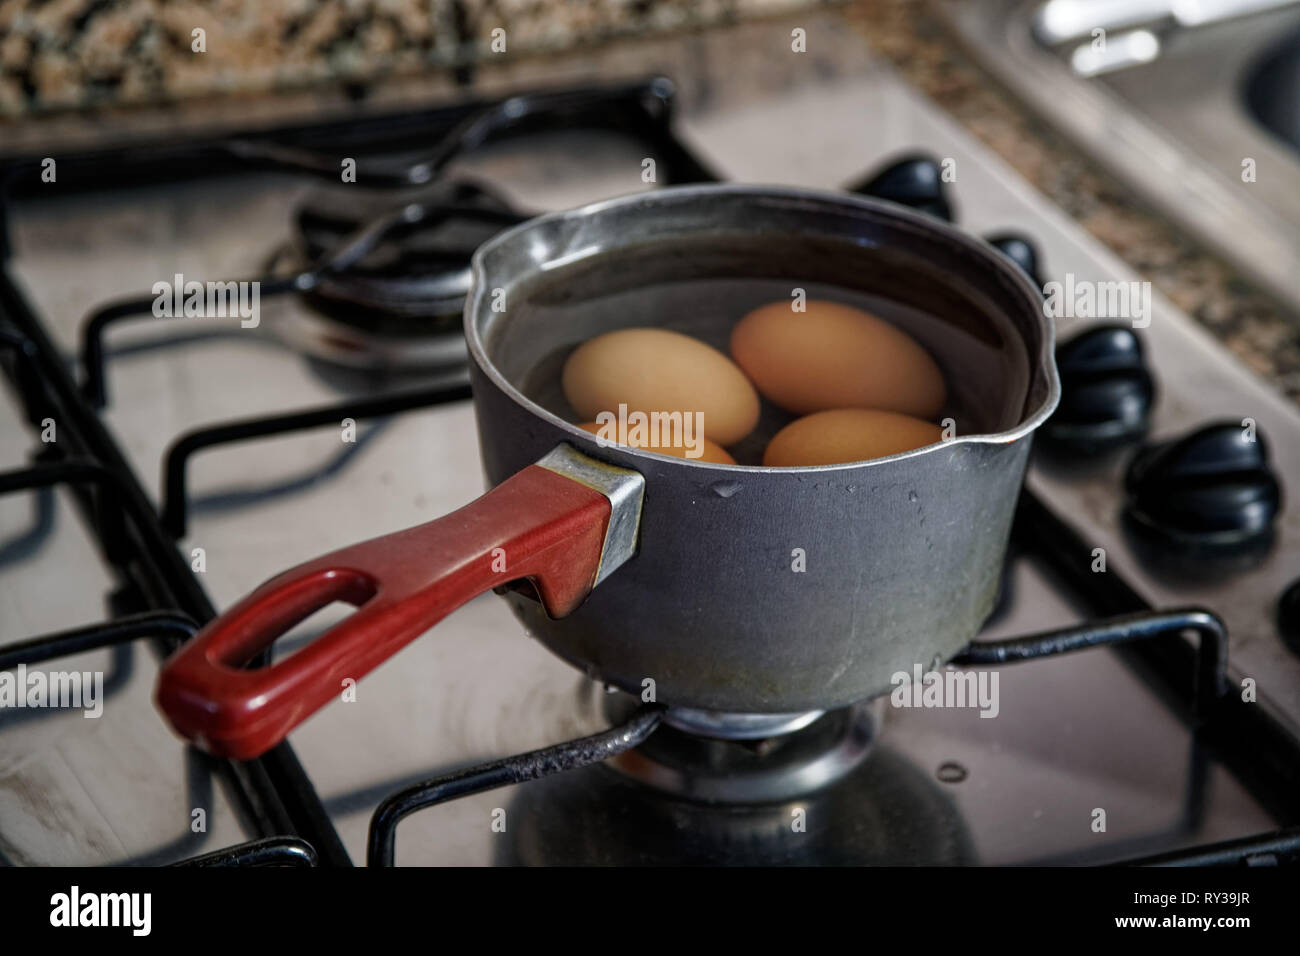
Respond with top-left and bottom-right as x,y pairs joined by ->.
1,54 -> 1297,865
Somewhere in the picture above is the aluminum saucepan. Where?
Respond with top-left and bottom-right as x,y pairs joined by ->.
156,185 -> 1059,759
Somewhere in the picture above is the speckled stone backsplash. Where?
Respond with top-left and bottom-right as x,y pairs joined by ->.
0,0 -> 837,116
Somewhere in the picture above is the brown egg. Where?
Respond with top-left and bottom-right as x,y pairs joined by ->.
576,422 -> 736,465
730,299 -> 947,418
562,328 -> 760,446
763,409 -> 944,467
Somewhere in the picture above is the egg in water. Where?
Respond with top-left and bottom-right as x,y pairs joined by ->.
763,409 -> 944,467
562,327 -> 760,447
731,299 -> 947,419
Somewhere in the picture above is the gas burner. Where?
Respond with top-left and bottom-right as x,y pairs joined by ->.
661,707 -> 826,739
601,693 -> 881,804
264,179 -> 526,370
503,732 -> 974,865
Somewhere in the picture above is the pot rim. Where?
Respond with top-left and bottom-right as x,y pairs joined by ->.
466,183 -> 1061,474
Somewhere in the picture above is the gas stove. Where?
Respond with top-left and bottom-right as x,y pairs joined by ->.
2,60 -> 1299,868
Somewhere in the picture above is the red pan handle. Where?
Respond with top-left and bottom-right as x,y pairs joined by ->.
155,445 -> 644,760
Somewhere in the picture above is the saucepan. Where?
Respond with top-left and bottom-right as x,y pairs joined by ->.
156,185 -> 1059,760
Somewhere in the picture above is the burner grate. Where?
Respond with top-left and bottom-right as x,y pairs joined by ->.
158,380 -> 471,538
357,603 -> 1239,866
0,273 -> 351,866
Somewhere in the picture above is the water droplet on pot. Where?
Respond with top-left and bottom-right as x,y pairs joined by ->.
710,481 -> 742,498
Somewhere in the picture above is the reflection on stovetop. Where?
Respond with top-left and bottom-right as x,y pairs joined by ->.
505,743 -> 976,866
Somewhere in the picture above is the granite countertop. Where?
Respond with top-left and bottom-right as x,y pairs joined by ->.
2,0 -> 1297,403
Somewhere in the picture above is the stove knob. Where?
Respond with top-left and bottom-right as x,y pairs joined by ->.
1124,422 -> 1281,547
1280,579 -> 1300,655
986,233 -> 1044,288
1043,324 -> 1155,453
848,155 -> 954,223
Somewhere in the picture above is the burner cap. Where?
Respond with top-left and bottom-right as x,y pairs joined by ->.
603,694 -> 881,804
662,707 -> 826,739
265,180 -> 523,369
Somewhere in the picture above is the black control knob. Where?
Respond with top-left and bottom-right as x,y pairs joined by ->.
1124,421 -> 1281,547
848,155 -> 954,223
1279,579 -> 1300,656
986,233 -> 1044,288
1043,324 -> 1155,453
